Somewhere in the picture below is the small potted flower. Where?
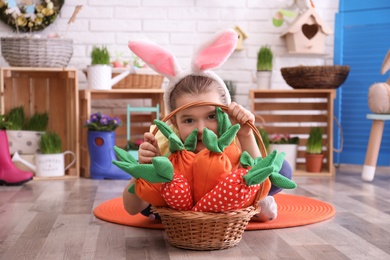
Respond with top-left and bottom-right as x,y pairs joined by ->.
84,112 -> 130,180
256,45 -> 273,89
305,127 -> 323,173
35,131 -> 76,177
269,133 -> 300,171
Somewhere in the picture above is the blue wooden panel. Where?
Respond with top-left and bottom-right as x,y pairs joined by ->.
339,0 -> 390,12
334,1 -> 390,166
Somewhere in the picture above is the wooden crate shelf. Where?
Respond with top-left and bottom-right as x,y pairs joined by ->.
250,89 -> 336,176
79,89 -> 165,178
0,67 -> 79,179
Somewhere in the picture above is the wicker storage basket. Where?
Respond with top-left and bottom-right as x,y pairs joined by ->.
281,65 -> 350,89
151,101 -> 269,251
1,37 -> 73,68
112,72 -> 163,89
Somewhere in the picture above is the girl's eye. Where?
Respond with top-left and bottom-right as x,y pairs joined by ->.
183,118 -> 195,124
208,114 -> 216,120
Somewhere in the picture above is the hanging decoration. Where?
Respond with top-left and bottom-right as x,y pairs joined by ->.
0,0 -> 64,33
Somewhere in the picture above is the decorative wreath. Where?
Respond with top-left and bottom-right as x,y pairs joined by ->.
0,0 -> 64,33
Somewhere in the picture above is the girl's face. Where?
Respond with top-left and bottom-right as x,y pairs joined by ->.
173,90 -> 222,153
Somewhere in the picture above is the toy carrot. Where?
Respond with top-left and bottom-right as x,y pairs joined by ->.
112,146 -> 167,206
192,123 -> 240,204
154,119 -> 197,190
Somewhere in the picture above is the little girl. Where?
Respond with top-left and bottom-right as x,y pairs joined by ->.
122,29 -> 292,221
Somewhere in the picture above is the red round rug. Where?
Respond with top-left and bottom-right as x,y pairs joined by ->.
93,193 -> 335,230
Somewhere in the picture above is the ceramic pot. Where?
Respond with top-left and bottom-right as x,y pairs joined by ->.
256,71 -> 272,89
305,153 -> 324,173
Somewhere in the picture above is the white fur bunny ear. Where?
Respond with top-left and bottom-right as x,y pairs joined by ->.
192,28 -> 238,72
128,40 -> 181,79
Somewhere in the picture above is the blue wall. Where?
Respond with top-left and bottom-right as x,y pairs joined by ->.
334,0 -> 390,166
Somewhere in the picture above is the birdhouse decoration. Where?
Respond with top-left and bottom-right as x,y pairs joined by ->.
234,26 -> 247,51
280,7 -> 333,54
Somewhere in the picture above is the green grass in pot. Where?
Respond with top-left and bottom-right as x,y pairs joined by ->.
306,127 -> 323,154
91,46 -> 110,65
25,112 -> 49,131
257,46 -> 273,71
39,131 -> 62,154
6,106 -> 25,130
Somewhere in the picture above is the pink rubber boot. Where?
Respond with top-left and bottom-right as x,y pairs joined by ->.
0,130 -> 33,185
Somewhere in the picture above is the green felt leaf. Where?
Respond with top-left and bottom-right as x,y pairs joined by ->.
216,107 -> 231,135
152,157 -> 174,182
168,134 -> 184,152
269,173 -> 297,189
218,124 -> 240,151
203,128 -> 221,153
240,151 -> 254,168
244,166 -> 274,186
184,129 -> 198,151
114,146 -> 137,164
128,183 -> 136,194
154,119 -> 174,138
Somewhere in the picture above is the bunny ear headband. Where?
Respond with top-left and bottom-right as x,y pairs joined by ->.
128,28 -> 238,112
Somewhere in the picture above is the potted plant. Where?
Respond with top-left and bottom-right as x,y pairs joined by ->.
35,131 -> 76,177
256,45 -> 273,89
6,106 -> 49,155
87,46 -> 112,90
305,127 -> 324,173
269,133 -> 300,172
84,112 -> 130,180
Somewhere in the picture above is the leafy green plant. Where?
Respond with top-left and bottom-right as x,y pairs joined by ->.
257,46 -> 273,71
39,131 -> 62,154
224,80 -> 236,102
6,106 -> 25,130
91,46 -> 110,65
0,115 -> 12,130
25,112 -> 49,131
84,112 -> 122,132
306,127 -> 323,154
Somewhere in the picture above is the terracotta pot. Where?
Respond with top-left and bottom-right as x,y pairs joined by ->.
305,153 -> 324,173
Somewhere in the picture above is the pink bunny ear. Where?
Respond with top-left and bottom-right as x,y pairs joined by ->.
192,29 -> 238,71
128,40 -> 178,77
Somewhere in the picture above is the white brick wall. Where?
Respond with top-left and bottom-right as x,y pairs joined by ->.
0,0 -> 339,109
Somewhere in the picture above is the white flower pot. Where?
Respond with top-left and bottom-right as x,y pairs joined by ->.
6,130 -> 43,155
87,65 -> 112,90
256,71 -> 272,89
35,151 -> 76,177
269,144 -> 298,171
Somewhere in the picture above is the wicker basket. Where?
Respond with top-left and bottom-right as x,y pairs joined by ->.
1,37 -> 73,68
151,101 -> 269,251
281,65 -> 350,89
112,73 -> 163,89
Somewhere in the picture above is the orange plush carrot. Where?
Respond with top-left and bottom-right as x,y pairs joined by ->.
113,146 -> 167,206
192,123 -> 240,204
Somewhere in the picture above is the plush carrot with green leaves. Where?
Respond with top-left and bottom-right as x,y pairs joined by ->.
193,150 -> 296,212
154,119 -> 197,190
113,146 -> 167,206
192,123 -> 240,204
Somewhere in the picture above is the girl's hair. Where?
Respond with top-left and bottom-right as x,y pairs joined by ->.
169,75 -> 229,111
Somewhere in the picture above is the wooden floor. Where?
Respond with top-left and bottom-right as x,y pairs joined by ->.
1,166 -> 389,260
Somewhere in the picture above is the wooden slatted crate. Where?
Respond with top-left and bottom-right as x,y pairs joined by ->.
0,67 -> 79,179
250,89 -> 336,176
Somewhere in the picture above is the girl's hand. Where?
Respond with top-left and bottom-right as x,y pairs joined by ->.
227,102 -> 255,138
138,132 -> 160,164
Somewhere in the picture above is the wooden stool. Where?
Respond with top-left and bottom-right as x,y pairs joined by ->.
362,113 -> 390,181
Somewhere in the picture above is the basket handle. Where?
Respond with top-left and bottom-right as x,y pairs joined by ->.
152,101 -> 268,208
152,101 -> 267,158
